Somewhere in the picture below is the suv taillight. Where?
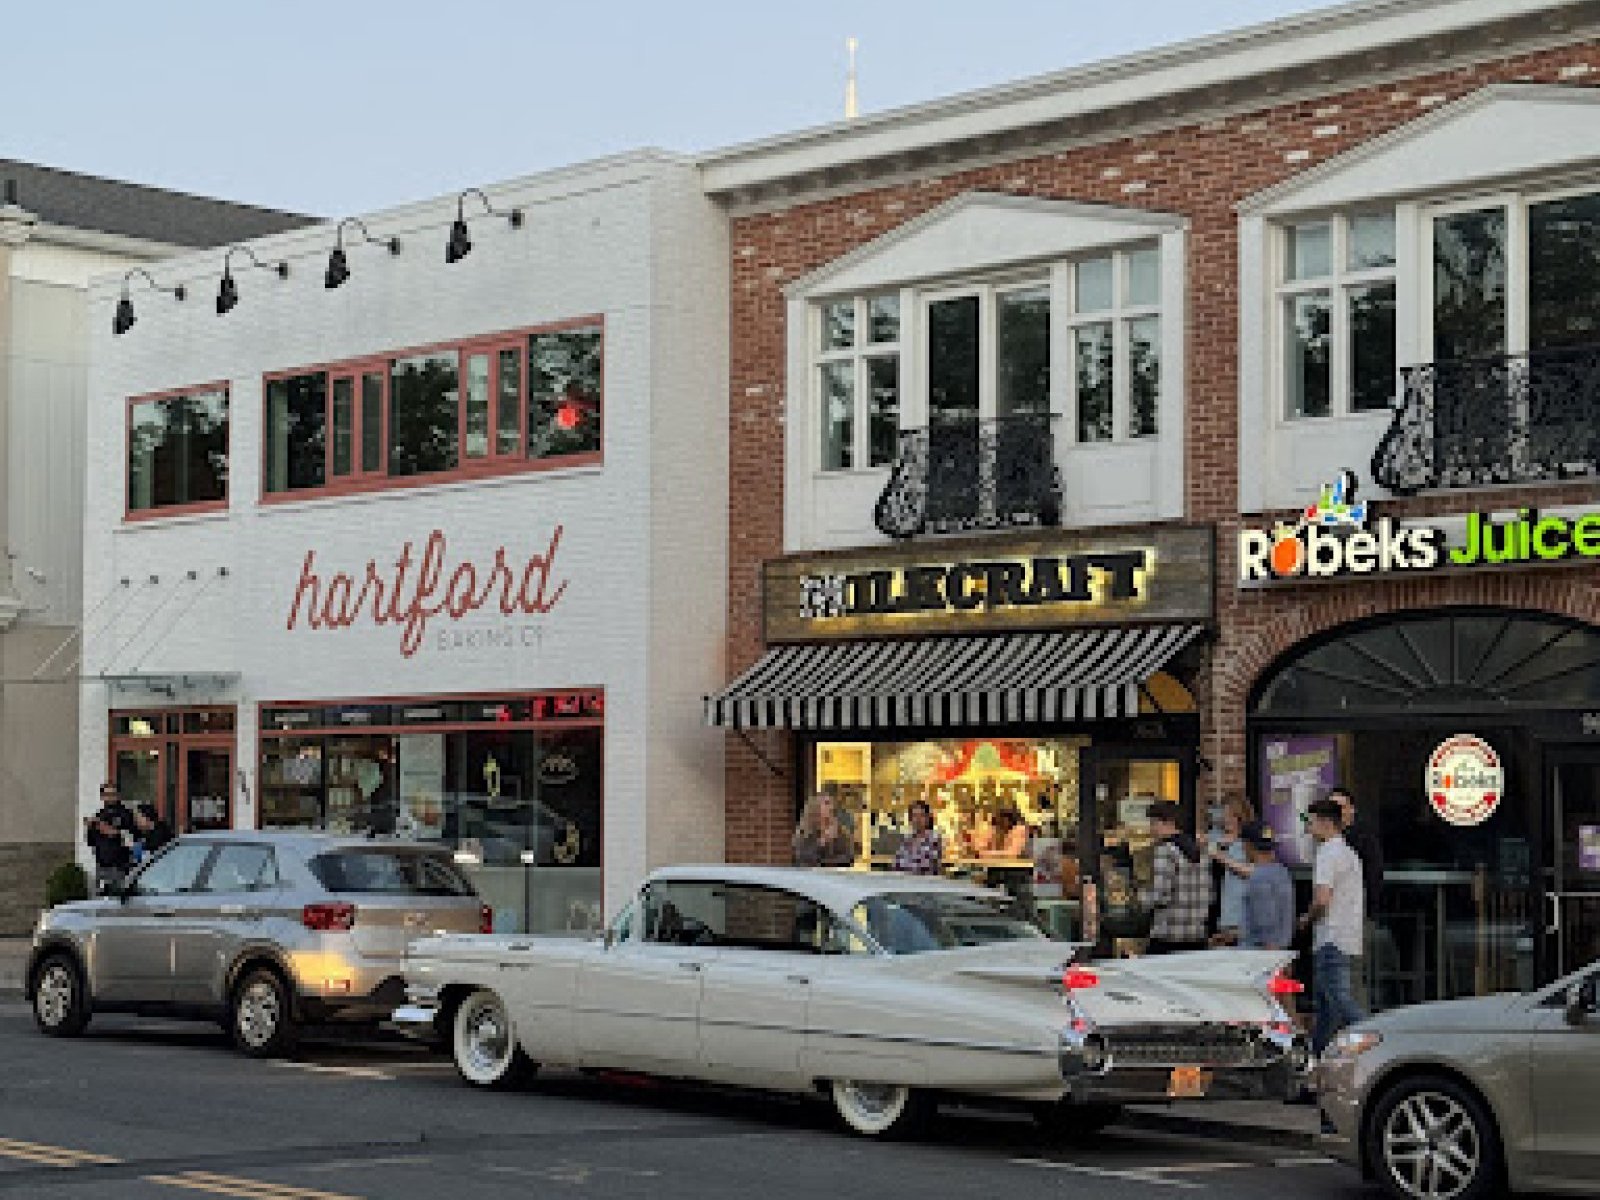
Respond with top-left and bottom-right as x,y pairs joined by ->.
479,904 -> 493,934
302,902 -> 357,931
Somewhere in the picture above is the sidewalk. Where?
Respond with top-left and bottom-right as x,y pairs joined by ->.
0,937 -> 30,998
1123,1099 -> 1320,1149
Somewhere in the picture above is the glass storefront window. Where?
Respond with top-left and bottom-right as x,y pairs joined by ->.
259,698 -> 604,936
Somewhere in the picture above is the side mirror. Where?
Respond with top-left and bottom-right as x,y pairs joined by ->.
1564,982 -> 1592,1028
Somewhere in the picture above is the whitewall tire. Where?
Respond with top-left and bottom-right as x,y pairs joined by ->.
452,989 -> 535,1089
829,1080 -> 930,1138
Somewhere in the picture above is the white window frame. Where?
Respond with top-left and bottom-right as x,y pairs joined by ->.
810,242 -> 1162,475
812,292 -> 903,474
1273,210 -> 1398,422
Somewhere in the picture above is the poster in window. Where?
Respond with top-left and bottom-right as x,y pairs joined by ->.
1580,825 -> 1600,874
397,734 -> 445,840
1259,734 -> 1340,867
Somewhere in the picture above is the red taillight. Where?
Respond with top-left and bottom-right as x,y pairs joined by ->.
302,902 -> 356,932
1062,967 -> 1100,990
479,904 -> 493,934
1268,972 -> 1304,996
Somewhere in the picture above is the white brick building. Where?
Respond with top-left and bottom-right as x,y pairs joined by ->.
80,152 -> 728,929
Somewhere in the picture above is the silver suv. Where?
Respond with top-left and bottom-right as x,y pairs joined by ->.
27,832 -> 488,1057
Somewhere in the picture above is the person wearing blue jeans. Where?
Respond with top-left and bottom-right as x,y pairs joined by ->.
1299,797 -> 1368,1056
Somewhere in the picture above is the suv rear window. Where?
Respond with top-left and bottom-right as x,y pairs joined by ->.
309,850 -> 476,896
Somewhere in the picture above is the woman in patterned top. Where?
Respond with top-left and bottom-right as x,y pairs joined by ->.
892,799 -> 944,875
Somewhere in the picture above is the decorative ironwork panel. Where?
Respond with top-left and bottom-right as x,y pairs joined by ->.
1372,342 -> 1600,495
874,412 -> 1062,540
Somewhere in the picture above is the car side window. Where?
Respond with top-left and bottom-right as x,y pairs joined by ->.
132,842 -> 214,897
202,844 -> 278,893
718,886 -> 827,954
821,908 -> 876,956
642,882 -> 725,947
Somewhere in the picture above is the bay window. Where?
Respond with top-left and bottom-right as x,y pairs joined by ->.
1278,211 -> 1397,419
127,386 -> 229,515
262,320 -> 603,499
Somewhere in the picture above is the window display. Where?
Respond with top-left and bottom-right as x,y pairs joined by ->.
259,692 -> 603,935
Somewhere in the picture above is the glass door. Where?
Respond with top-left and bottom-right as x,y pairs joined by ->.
1078,744 -> 1195,955
180,745 -> 233,832
1548,752 -> 1600,979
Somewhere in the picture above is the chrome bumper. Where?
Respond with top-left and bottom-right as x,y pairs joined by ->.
1058,1025 -> 1312,1104
389,1003 -> 441,1037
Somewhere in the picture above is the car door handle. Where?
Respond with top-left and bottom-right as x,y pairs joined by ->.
219,905 -> 261,919
150,908 -> 177,918
786,974 -> 811,986
677,961 -> 703,973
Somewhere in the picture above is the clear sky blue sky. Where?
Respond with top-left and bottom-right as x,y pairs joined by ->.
8,0 -> 1336,217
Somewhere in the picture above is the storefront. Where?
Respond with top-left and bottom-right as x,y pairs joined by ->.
1238,483 -> 1600,1003
708,524 -> 1213,944
82,153 -> 729,930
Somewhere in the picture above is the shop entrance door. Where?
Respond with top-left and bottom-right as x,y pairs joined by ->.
181,745 -> 233,833
1079,745 -> 1196,953
1547,751 -> 1600,980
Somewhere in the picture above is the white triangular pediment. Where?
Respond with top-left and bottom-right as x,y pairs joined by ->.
1246,84 -> 1600,216
789,192 -> 1183,298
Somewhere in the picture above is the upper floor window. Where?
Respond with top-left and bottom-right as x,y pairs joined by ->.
263,320 -> 602,499
1278,211 -> 1397,419
811,244 -> 1160,474
817,294 -> 900,470
127,386 -> 229,517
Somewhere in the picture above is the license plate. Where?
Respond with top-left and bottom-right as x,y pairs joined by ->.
1167,1066 -> 1212,1099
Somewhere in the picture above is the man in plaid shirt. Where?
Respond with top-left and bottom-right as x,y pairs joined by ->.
1143,800 -> 1212,954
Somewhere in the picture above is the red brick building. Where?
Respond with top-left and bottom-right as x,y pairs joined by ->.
703,0 -> 1600,1004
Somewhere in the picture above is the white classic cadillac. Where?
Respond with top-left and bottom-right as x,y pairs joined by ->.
394,865 -> 1310,1137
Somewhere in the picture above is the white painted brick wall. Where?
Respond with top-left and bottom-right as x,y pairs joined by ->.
81,153 -> 728,917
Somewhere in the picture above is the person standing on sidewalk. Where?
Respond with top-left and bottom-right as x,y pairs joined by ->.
1300,798 -> 1367,1055
85,782 -> 135,895
1143,800 -> 1211,954
1239,822 -> 1295,951
1328,786 -> 1382,1008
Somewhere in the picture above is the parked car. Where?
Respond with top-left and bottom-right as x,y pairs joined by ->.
1317,961 -> 1600,1200
27,832 -> 489,1056
394,864 -> 1309,1137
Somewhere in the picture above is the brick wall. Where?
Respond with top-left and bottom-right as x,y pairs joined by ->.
725,43 -> 1600,862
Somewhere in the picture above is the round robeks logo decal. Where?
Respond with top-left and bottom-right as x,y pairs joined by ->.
1426,735 -> 1503,826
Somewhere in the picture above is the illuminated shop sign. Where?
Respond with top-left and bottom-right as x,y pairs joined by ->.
766,526 -> 1213,642
1238,471 -> 1600,585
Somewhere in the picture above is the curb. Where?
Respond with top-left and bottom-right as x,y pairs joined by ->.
1120,1107 -> 1318,1150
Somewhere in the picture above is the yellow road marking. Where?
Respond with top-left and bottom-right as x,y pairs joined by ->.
146,1170 -> 363,1200
0,1136 -> 122,1166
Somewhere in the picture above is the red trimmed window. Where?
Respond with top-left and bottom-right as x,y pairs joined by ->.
263,320 -> 602,499
127,385 -> 229,517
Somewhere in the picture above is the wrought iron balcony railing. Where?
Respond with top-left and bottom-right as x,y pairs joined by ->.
874,411 -> 1063,540
1372,342 -> 1600,496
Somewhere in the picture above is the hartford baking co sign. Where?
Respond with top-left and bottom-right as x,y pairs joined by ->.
766,525 -> 1213,642
1239,471 -> 1600,587
286,528 -> 568,658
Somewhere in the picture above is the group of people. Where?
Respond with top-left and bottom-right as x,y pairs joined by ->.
84,782 -> 174,894
1145,787 -> 1382,1058
790,791 -> 1028,873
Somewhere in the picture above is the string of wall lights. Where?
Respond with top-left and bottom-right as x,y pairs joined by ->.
112,187 -> 525,336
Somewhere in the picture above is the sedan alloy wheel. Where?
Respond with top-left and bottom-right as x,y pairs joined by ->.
31,955 -> 90,1037
1371,1077 -> 1499,1200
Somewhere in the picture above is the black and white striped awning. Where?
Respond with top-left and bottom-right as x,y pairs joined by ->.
705,624 -> 1203,730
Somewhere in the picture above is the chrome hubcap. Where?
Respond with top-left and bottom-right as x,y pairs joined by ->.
36,965 -> 72,1026
462,997 -> 511,1077
839,1081 -> 902,1124
1383,1091 -> 1481,1200
236,980 -> 281,1048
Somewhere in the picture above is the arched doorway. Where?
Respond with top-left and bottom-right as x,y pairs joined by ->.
1249,608 -> 1600,1006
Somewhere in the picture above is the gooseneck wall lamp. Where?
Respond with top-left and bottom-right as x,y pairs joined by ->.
446,188 -> 524,264
216,245 -> 289,315
325,217 -> 401,289
112,268 -> 186,336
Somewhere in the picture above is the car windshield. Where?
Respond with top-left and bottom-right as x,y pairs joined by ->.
309,849 -> 475,897
850,891 -> 1045,955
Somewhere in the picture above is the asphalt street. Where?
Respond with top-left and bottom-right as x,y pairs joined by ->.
0,1000 -> 1363,1200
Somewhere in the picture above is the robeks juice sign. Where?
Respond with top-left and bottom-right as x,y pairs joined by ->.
1239,471 -> 1600,585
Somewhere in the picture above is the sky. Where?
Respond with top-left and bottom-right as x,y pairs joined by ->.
6,0 -> 1338,218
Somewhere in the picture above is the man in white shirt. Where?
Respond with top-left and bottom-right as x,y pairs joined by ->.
1299,797 -> 1367,1056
